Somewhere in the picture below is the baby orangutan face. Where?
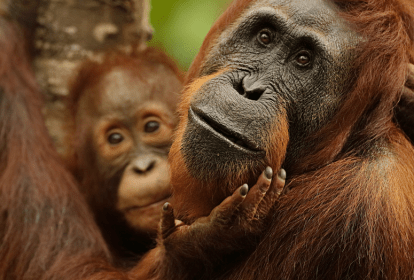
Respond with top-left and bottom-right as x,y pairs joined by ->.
72,51 -> 182,237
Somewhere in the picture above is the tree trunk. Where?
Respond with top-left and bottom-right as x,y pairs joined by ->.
32,0 -> 152,154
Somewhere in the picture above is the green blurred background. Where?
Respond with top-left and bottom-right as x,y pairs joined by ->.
148,0 -> 232,71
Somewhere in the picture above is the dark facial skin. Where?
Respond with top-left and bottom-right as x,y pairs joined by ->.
75,62 -> 181,262
180,0 -> 361,186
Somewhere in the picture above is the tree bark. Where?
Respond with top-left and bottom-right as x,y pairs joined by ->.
32,0 -> 152,154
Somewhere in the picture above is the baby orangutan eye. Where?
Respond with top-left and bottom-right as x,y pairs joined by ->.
108,133 -> 124,145
144,121 -> 160,133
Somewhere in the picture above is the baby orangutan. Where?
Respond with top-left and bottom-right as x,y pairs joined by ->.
66,48 -> 183,265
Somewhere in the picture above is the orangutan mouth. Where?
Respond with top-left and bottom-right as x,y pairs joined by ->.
124,196 -> 171,213
189,107 -> 262,153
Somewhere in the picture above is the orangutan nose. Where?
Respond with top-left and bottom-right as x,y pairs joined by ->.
132,156 -> 156,174
240,76 -> 267,101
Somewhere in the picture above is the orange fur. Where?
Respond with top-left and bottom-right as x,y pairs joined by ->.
170,0 -> 414,279
0,16 -> 129,280
170,71 -> 235,219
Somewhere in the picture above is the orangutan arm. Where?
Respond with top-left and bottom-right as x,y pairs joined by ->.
131,167 -> 286,280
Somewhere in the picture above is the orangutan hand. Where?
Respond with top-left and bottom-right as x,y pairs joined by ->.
159,167 -> 286,266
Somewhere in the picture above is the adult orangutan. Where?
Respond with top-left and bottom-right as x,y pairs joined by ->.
134,0 -> 414,279
0,14 -> 286,279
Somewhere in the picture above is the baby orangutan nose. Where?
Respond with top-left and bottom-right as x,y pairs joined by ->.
133,155 -> 157,174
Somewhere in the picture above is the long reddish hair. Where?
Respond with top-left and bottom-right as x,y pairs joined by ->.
0,17 -> 128,279
173,0 -> 414,279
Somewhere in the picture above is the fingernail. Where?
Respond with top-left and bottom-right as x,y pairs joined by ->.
278,168 -> 287,180
264,166 -> 273,180
240,184 -> 249,196
162,202 -> 170,211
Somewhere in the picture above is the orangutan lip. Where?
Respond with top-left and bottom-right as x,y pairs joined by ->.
124,196 -> 170,212
189,107 -> 262,152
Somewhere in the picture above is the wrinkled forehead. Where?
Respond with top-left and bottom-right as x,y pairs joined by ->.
261,0 -> 339,22
250,0 -> 350,36
193,0 -> 360,78
233,0 -> 357,46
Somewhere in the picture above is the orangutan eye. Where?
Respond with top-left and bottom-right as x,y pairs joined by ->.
295,50 -> 312,66
257,29 -> 272,45
107,133 -> 124,145
144,121 -> 160,133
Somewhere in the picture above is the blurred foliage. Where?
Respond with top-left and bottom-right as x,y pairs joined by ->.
148,0 -> 232,71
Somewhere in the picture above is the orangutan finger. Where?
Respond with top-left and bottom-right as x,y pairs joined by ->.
254,168 -> 287,219
241,167 -> 273,220
160,202 -> 176,239
209,184 -> 248,224
275,168 -> 286,195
